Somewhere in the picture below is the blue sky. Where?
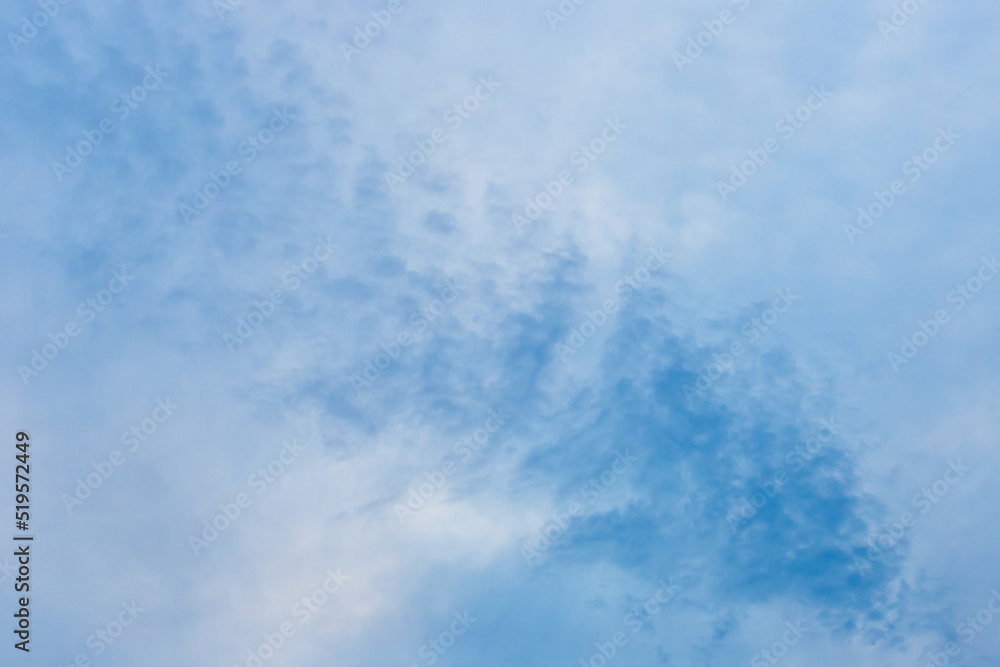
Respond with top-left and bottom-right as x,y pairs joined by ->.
2,0 -> 1000,665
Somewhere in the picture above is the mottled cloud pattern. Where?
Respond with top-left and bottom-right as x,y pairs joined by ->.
1,0 -> 999,666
